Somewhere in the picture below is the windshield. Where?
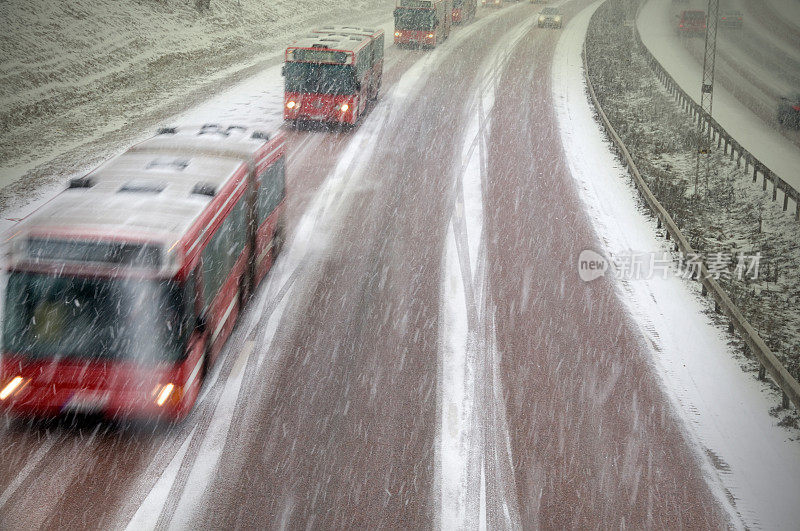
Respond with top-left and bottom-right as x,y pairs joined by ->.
394,8 -> 438,30
3,272 -> 190,363
684,11 -> 705,20
284,62 -> 356,95
542,8 -> 558,15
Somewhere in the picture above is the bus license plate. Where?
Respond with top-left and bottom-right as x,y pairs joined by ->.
63,391 -> 110,414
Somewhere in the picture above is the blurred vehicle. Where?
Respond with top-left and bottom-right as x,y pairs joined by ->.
530,0 -> 548,3
482,0 -> 504,8
452,0 -> 476,24
537,6 -> 563,28
719,10 -> 743,29
0,125 -> 287,422
777,93 -> 800,128
283,27 -> 384,125
676,10 -> 706,36
394,0 -> 452,47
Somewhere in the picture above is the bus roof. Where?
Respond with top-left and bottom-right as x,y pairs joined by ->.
7,124 -> 283,273
288,32 -> 374,56
313,26 -> 383,39
396,0 -> 443,8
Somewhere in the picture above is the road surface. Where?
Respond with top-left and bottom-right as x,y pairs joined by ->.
0,1 -> 743,528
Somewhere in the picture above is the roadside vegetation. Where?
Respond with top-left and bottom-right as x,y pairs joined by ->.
586,0 -> 800,427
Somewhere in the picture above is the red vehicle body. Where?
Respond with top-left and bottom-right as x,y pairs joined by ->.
452,0 -> 476,24
0,124 -> 287,421
676,10 -> 706,36
283,26 -> 384,126
394,0 -> 453,48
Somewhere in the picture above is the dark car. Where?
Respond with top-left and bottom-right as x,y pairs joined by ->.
777,94 -> 800,128
720,10 -> 743,29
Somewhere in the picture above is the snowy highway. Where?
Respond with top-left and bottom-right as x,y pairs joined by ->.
1,0 -> 800,529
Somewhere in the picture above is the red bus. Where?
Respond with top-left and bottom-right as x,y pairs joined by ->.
452,0 -> 476,24
283,27 -> 384,126
394,0 -> 453,48
0,124 -> 287,421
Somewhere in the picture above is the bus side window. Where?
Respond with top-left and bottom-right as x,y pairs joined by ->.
357,51 -> 368,80
374,36 -> 384,63
184,269 -> 198,331
200,196 -> 248,309
256,156 -> 286,223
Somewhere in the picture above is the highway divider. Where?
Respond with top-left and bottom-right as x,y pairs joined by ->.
581,6 -> 800,413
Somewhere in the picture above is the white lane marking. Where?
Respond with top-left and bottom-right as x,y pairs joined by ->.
124,427 -> 197,531
0,436 -> 57,511
167,339 -> 254,529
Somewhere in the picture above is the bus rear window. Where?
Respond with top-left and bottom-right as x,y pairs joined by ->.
2,272 -> 190,363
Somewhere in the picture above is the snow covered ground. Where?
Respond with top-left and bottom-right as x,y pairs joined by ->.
637,0 -> 800,193
0,0 -> 394,210
556,3 -> 800,528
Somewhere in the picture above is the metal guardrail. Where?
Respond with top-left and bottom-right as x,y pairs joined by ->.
581,15 -> 800,412
633,21 -> 800,221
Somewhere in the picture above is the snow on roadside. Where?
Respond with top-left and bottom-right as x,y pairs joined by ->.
0,0 -> 395,208
553,3 -> 800,529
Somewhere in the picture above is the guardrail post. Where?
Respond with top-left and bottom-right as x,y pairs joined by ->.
796,201 -> 799,221
783,193 -> 789,212
772,176 -> 778,202
759,365 -> 766,381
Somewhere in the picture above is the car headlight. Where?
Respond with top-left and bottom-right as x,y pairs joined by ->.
286,100 -> 297,109
539,16 -> 545,21
555,16 -> 561,21
395,31 -> 401,37
337,103 -> 349,112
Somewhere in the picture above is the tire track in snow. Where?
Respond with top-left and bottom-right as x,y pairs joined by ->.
438,10 -> 562,529
120,9 -> 522,528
